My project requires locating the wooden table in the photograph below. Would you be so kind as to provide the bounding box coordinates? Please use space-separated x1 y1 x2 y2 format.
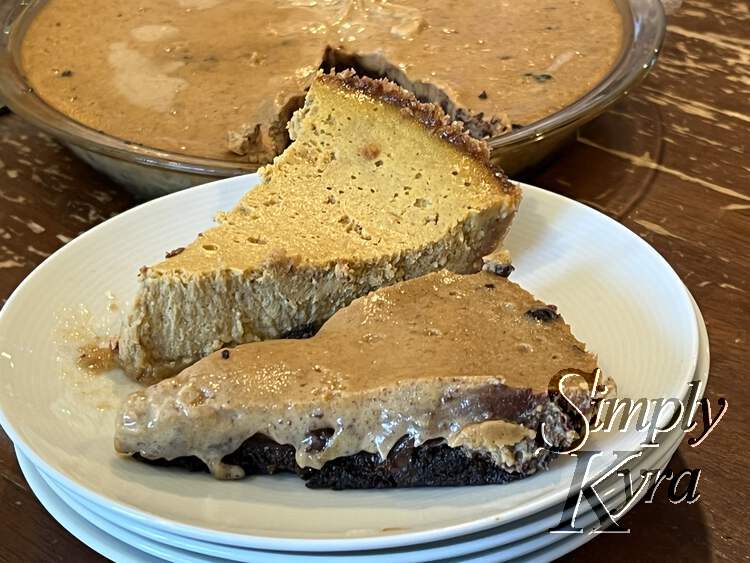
0 1 747 561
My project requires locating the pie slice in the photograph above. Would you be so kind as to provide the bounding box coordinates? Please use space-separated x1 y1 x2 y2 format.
118 71 521 383
115 270 605 489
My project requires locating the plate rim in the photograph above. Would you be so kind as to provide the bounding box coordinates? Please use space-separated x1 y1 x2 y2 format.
37 400 694 562
15 447 162 563
0 175 701 551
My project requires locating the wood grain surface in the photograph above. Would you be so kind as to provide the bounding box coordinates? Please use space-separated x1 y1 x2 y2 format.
0 1 748 561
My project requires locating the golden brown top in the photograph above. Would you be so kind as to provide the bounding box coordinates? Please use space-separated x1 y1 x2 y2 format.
21 0 623 160
115 271 597 474
150 72 519 276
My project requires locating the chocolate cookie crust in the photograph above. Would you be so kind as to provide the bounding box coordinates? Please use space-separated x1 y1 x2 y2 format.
137 435 549 489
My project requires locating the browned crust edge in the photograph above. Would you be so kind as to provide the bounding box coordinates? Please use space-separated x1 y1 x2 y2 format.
318 70 520 198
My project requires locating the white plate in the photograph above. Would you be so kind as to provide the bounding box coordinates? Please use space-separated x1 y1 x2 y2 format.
46 443 670 563
16 449 165 563
28 364 698 563
0 175 699 551
40 412 689 563
38 296 708 563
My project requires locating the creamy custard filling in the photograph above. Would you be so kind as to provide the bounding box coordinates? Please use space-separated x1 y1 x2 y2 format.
115 271 598 479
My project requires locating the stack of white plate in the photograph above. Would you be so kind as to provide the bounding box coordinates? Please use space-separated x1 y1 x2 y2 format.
0 177 708 562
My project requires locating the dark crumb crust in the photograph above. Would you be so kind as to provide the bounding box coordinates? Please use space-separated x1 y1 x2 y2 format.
133 385 593 489
318 70 520 199
137 434 552 490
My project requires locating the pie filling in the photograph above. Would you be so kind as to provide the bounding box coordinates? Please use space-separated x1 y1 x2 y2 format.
115 271 601 480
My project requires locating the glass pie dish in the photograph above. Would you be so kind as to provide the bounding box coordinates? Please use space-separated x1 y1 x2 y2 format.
0 0 665 200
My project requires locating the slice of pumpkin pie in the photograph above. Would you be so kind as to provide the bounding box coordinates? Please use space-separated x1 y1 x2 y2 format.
115 270 603 488
118 71 521 383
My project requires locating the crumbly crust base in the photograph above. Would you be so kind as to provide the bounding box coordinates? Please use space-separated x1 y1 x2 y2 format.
136 434 552 490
